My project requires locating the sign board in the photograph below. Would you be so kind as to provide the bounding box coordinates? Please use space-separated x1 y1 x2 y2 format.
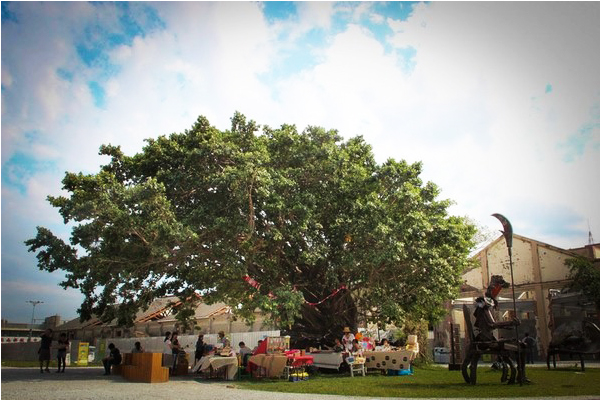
77 342 89 366
98 339 107 360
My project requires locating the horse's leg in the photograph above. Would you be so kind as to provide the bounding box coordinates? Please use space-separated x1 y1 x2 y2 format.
505 355 516 384
546 350 551 370
580 353 585 372
469 353 480 385
461 351 472 384
516 349 528 384
500 354 509 383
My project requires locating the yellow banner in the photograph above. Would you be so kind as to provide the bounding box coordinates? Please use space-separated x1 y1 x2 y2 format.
77 342 89 366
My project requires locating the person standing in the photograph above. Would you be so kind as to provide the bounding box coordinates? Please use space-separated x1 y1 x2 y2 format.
171 332 181 372
56 332 69 373
38 329 53 373
163 331 172 370
522 332 537 364
194 333 205 364
102 343 122 375
163 331 172 353
342 327 355 352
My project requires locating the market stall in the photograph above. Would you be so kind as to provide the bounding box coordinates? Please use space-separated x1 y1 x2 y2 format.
305 351 344 370
247 336 314 379
363 350 415 371
196 354 238 380
248 353 288 378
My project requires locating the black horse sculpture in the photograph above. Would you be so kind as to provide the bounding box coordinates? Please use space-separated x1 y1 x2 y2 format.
547 319 600 371
462 275 527 384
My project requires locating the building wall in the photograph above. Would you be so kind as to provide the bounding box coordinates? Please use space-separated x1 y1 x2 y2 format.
485 238 535 285
539 246 572 282
1 339 80 363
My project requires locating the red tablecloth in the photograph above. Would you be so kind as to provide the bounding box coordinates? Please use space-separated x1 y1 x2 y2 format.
287 354 314 367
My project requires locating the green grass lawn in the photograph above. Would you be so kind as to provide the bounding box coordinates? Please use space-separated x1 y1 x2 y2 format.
236 365 600 398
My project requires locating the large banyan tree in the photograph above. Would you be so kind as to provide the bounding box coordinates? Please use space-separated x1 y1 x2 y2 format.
26 112 476 343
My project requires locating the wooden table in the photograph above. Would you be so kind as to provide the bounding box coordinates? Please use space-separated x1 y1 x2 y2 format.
248 354 288 378
306 352 344 370
363 350 416 371
197 355 238 380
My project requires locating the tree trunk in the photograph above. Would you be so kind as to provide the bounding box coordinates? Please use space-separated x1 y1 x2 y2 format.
284 290 358 349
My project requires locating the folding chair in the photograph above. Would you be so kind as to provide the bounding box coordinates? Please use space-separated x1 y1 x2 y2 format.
347 356 365 377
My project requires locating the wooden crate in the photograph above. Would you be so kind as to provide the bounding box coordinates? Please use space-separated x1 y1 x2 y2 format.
121 353 169 383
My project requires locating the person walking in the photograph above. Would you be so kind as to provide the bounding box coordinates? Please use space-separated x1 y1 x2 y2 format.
56 332 69 373
38 329 52 373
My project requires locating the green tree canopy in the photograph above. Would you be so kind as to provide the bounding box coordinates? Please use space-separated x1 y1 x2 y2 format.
26 113 476 339
565 256 600 308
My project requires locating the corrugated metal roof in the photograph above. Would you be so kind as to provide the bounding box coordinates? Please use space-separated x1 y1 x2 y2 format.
56 297 232 329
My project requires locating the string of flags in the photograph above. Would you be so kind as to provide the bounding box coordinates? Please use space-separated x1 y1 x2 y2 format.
243 275 346 306
304 284 347 306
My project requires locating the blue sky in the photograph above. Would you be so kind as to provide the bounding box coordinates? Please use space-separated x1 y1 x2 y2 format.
2 2 599 323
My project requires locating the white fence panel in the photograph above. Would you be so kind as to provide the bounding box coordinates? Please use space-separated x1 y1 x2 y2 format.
103 330 280 356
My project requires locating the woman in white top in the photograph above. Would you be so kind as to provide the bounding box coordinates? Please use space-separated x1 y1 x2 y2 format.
163 331 172 353
342 327 355 352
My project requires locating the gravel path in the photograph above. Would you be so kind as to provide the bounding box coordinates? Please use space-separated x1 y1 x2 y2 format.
2 367 599 400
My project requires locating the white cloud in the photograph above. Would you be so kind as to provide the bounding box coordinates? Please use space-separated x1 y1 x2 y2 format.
369 13 385 25
2 1 599 322
297 2 335 31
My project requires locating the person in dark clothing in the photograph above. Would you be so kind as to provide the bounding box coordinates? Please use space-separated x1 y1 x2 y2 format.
194 333 205 364
131 341 144 353
39 329 53 373
102 343 122 375
171 332 181 372
56 332 69 373
521 332 537 364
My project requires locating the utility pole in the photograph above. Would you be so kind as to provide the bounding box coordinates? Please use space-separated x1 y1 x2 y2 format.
26 300 43 341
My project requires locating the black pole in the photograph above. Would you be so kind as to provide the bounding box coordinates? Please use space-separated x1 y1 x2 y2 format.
507 245 523 385
492 213 522 385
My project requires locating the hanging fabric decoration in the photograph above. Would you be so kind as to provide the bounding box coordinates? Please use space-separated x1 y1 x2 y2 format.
243 275 261 290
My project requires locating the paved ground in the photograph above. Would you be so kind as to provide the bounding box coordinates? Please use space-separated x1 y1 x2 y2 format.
2 366 600 400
